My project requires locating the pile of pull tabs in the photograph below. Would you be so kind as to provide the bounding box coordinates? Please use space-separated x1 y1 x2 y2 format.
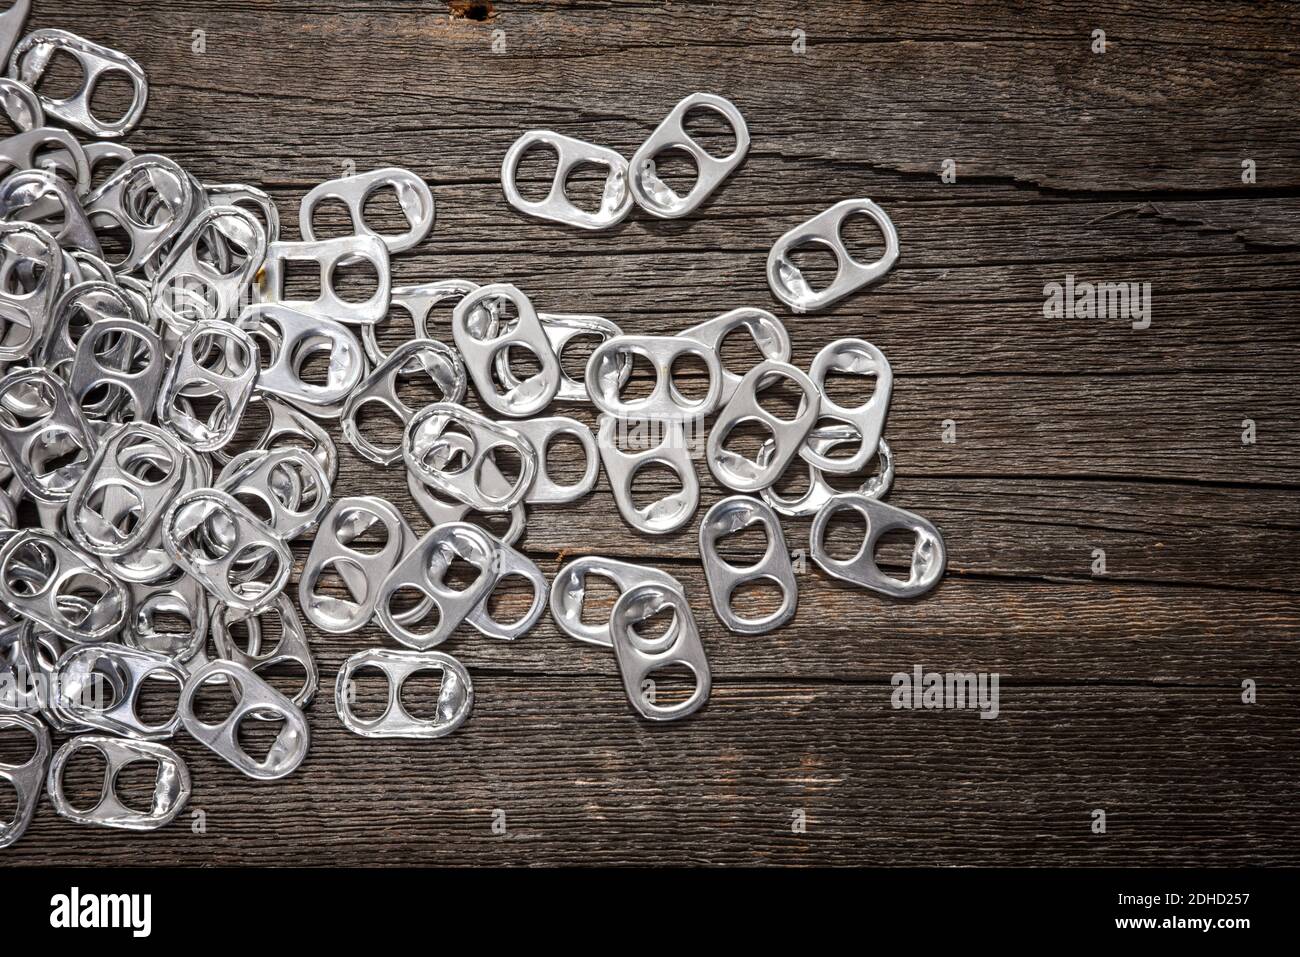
0 6 946 848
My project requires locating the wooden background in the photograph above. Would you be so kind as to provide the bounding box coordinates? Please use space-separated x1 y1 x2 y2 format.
4 0 1299 866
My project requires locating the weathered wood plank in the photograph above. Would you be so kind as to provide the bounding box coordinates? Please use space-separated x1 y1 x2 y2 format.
8 0 1292 869
6 682 1295 866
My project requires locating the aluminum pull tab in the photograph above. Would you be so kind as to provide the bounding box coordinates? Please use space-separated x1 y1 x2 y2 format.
698 496 798 634
767 199 900 313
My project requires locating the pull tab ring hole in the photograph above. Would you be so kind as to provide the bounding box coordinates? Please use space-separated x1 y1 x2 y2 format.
682 105 738 160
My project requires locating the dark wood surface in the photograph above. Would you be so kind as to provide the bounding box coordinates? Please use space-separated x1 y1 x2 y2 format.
4 0 1299 866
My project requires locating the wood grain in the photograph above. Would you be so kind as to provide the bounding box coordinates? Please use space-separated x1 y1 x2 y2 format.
3 0 1297 867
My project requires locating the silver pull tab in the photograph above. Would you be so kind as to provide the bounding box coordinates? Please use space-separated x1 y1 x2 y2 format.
810 493 946 598
161 488 292 617
300 167 434 254
628 93 749 219
47 736 190 831
211 593 318 714
260 235 391 326
452 283 562 417
760 431 893 517
510 415 599 505
501 130 632 230
680 307 790 405
374 521 498 650
549 555 684 648
237 303 365 416
335 648 473 739
341 338 466 465
51 642 186 739
597 413 699 535
706 359 820 492
0 529 126 642
179 659 310 780
0 219 61 362
767 199 900 313
610 581 711 721
801 338 892 474
403 401 538 512
586 333 723 420
151 205 267 336
9 28 148 137
698 496 797 634
0 710 48 848
299 496 419 635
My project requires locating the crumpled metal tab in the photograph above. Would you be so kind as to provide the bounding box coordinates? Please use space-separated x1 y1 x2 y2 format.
51 642 186 739
335 648 473 739
47 735 190 830
8 28 149 138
